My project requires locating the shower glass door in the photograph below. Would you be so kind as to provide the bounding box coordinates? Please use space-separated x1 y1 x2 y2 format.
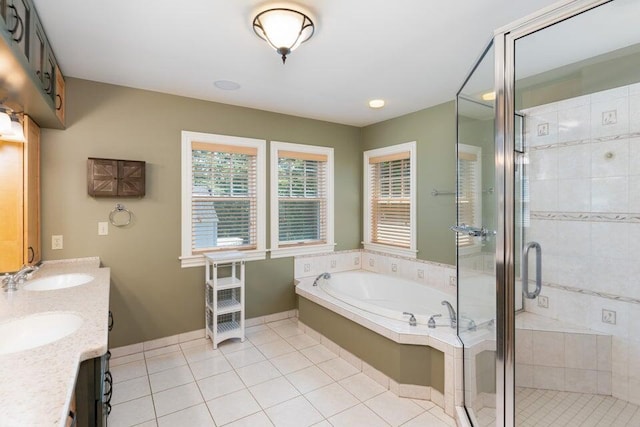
456 41 498 426
507 1 640 425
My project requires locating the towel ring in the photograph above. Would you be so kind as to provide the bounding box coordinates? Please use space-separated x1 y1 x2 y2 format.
109 204 132 227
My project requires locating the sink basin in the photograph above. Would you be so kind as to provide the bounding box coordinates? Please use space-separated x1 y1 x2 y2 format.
23 273 94 291
0 313 83 355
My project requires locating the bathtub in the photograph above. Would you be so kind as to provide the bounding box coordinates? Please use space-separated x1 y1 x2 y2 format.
316 270 455 326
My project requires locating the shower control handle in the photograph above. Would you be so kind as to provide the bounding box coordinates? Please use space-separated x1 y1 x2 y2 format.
522 241 542 299
403 312 417 327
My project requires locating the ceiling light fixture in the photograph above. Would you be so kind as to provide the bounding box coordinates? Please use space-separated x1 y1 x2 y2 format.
253 7 315 64
369 99 385 109
214 80 241 91
481 91 496 101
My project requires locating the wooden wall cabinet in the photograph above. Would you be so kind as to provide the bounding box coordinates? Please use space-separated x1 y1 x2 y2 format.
87 158 146 197
0 115 40 273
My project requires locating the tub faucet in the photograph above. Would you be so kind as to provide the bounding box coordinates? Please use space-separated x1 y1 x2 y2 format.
403 312 417 327
441 300 457 329
2 264 40 292
313 272 331 286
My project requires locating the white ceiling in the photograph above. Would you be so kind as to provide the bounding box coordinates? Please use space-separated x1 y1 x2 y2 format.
33 0 560 127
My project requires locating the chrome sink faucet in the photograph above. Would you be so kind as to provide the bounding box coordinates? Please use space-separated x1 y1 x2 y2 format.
2 264 40 292
441 300 457 329
312 272 331 286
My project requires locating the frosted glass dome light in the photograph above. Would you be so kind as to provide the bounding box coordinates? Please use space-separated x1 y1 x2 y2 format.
253 8 315 64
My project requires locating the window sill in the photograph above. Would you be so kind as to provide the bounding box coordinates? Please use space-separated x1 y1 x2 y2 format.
180 250 266 268
363 243 417 259
270 243 336 259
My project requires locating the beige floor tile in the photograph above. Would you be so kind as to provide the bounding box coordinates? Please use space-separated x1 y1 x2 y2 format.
270 351 314 375
328 403 389 427
144 345 181 359
247 329 281 346
403 410 451 426
225 411 275 427
265 395 324 427
148 365 194 393
152 382 204 417
145 351 187 375
286 366 334 394
156 403 215 427
218 338 255 354
111 376 151 405
304 382 359 418
272 323 304 339
300 345 338 364
108 396 156 427
197 370 245 401
225 347 267 369
285 333 319 350
236 360 282 387
207 389 261 425
111 359 148 384
364 391 424 426
317 357 360 381
257 339 297 359
339 373 387 401
179 337 210 350
249 377 301 409
110 352 144 368
182 343 220 364
189 355 232 380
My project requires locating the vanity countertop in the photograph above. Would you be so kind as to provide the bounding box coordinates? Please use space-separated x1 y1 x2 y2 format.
0 257 110 427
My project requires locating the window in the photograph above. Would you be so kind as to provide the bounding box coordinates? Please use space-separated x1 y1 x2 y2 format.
363 142 416 258
457 144 482 251
181 131 266 267
270 141 334 258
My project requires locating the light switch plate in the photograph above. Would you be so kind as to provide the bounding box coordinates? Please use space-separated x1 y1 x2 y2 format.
538 295 549 309
98 222 109 236
602 309 616 325
52 235 63 250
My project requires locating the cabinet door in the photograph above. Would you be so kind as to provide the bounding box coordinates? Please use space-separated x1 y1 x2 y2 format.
55 64 65 124
87 159 118 196
23 116 40 265
0 138 24 273
42 47 55 101
117 161 145 196
0 0 7 29
31 16 45 87
6 0 30 61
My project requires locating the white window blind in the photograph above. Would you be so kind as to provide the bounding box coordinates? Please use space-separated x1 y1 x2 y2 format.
369 152 411 248
457 146 481 248
191 142 257 253
277 150 328 246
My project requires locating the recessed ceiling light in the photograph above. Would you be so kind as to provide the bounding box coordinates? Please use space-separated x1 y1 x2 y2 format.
369 99 385 109
481 91 496 101
214 80 241 90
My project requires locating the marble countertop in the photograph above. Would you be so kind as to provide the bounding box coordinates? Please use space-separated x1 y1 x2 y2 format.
0 257 110 427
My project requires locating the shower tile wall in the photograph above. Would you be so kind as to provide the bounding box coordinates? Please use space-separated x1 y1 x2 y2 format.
522 82 640 405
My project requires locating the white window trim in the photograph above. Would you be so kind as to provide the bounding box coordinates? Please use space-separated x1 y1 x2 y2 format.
458 143 482 256
180 131 266 268
270 141 335 259
363 141 417 259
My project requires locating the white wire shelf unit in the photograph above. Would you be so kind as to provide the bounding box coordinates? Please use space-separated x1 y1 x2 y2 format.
204 251 246 349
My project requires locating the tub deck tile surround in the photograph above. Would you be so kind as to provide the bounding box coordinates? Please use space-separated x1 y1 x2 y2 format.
0 258 110 426
108 316 456 427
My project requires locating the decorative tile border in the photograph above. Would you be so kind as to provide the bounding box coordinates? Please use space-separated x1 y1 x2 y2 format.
529 131 640 151
531 211 640 224
542 281 640 306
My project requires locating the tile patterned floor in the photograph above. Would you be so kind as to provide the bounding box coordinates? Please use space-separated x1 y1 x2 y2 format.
109 318 456 427
475 387 640 427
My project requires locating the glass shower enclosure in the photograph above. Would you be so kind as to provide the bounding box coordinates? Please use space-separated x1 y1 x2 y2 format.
456 0 640 425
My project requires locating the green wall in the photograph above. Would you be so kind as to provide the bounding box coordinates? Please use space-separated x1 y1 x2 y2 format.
41 78 362 347
360 102 457 265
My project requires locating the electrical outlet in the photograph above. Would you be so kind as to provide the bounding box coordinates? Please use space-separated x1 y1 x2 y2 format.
449 276 457 287
369 258 375 267
602 309 617 325
602 110 617 125
391 263 398 272
354 257 360 266
538 295 549 309
51 235 63 250
98 222 109 236
537 123 549 136
330 259 337 268
417 269 424 279
303 263 311 273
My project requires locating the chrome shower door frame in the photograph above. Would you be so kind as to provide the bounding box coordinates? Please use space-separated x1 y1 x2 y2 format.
493 1 611 426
